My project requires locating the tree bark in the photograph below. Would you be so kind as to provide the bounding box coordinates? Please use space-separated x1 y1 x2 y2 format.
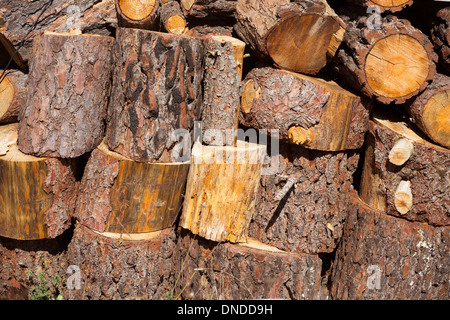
105 28 205 163
0 70 27 125
115 0 159 29
234 0 346 74
348 0 413 13
359 108 450 226
403 73 450 148
17 31 115 158
239 67 369 151
201 35 245 145
334 16 437 104
180 0 237 19
75 141 190 234
65 224 177 300
330 191 450 300
174 229 323 300
0 123 79 240
248 139 360 254
180 141 266 243
431 7 450 74
160 0 187 34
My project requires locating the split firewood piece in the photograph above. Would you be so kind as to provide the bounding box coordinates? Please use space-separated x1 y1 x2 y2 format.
348 0 413 13
403 74 450 148
66 224 177 300
17 31 114 158
75 141 190 234
234 0 346 74
105 28 205 163
359 107 450 226
179 141 266 243
160 0 187 34
248 139 360 254
331 191 450 300
180 0 237 19
0 123 78 240
334 16 436 105
202 35 245 146
239 67 369 151
0 70 27 125
115 0 159 29
174 229 323 300
431 7 450 74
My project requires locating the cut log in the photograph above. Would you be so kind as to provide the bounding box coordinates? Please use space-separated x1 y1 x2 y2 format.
431 7 450 74
388 138 414 166
0 70 27 125
160 1 187 34
173 229 323 300
330 191 450 300
248 139 360 254
239 67 369 151
0 123 78 240
359 107 450 226
334 16 437 104
234 0 346 74
65 224 177 300
180 0 237 19
348 0 413 13
179 141 266 243
75 141 190 234
105 28 205 163
0 0 117 63
202 35 245 145
403 73 450 148
17 31 114 158
115 0 159 29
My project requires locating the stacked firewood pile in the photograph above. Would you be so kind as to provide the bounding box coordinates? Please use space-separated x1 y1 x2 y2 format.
0 0 448 300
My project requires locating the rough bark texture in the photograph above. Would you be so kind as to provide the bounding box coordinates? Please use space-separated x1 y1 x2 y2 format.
431 7 450 74
348 0 414 13
234 0 345 74
202 36 244 145
0 0 117 63
17 31 115 158
65 224 177 300
248 139 360 254
403 73 450 148
331 192 450 300
105 28 205 163
174 229 323 300
334 16 437 104
240 67 369 151
180 0 237 19
0 70 27 125
359 110 450 226
75 142 190 234
115 0 159 30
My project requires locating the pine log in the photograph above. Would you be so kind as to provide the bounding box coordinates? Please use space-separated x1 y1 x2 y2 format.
0 0 117 63
202 35 245 145
334 16 437 104
234 0 346 74
75 141 190 234
0 123 78 240
183 25 234 38
330 191 450 300
359 108 450 226
431 7 450 74
174 229 323 300
248 139 360 254
105 28 205 163
17 31 114 158
65 224 177 300
348 0 413 13
239 67 369 151
179 141 266 243
0 70 27 125
115 0 159 29
403 74 450 148
160 1 187 34
180 0 237 19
